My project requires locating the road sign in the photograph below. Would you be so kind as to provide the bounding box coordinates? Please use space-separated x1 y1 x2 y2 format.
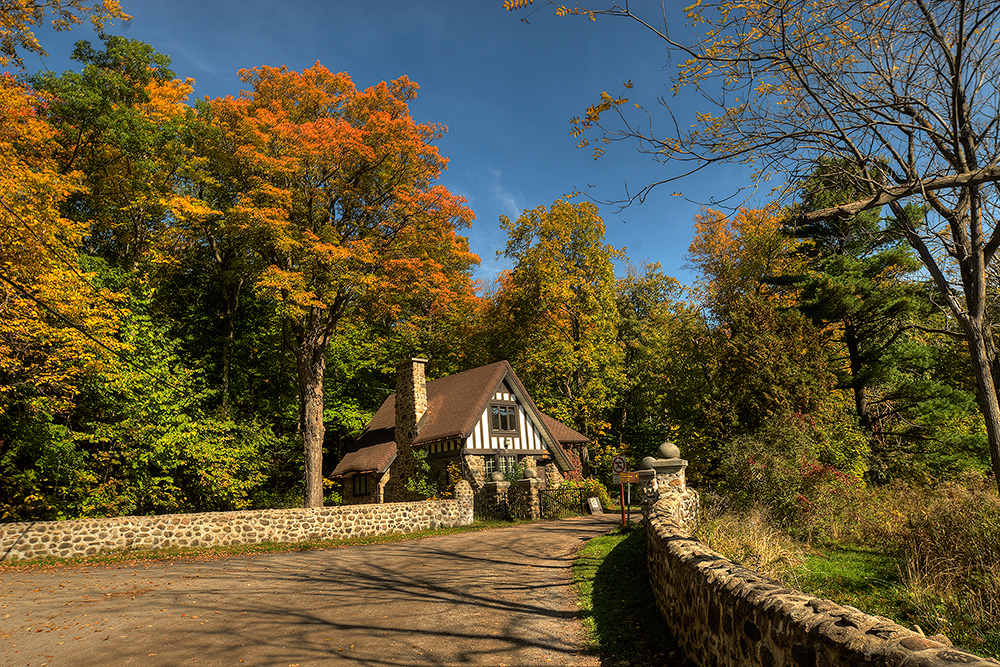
618 471 645 484
611 455 627 474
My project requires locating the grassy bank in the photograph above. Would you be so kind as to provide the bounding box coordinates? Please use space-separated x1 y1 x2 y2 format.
697 495 1000 661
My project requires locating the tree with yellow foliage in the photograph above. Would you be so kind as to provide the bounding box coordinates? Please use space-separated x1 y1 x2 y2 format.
687 207 803 319
488 199 624 449
0 0 129 68
510 0 1000 492
0 73 112 416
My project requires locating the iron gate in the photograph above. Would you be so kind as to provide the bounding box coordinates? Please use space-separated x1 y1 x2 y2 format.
538 488 587 519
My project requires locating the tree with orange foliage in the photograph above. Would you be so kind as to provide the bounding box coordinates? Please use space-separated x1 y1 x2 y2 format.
207 64 477 507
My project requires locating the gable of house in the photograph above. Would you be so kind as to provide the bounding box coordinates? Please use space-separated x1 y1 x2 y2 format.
463 374 564 464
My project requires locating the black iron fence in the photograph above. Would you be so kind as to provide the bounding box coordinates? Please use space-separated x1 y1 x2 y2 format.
539 487 588 519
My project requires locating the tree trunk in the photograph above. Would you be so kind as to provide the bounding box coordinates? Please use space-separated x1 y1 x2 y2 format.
295 320 328 508
220 278 242 410
965 326 1000 494
843 319 871 430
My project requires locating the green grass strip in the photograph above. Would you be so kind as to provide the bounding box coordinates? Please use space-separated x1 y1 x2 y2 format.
791 546 908 620
573 523 691 667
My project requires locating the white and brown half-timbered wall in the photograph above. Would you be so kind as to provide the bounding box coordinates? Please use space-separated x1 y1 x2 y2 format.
463 379 551 456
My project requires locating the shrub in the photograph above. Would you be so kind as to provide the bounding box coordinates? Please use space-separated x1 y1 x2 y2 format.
720 411 874 543
404 448 437 499
561 477 614 509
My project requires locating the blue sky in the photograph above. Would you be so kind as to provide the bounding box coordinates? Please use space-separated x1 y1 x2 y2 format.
30 1 764 286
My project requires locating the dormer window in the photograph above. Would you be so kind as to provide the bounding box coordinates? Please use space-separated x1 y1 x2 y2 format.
490 403 520 435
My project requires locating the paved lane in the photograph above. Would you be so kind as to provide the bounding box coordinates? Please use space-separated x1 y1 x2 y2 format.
1 516 617 666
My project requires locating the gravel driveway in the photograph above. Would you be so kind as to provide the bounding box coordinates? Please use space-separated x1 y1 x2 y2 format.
1 515 618 666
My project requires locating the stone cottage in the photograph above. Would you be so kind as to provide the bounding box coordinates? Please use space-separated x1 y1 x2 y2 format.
332 358 586 505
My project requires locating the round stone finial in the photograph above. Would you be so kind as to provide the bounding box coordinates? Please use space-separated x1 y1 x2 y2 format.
523 467 538 479
489 471 506 482
640 456 656 470
658 440 681 459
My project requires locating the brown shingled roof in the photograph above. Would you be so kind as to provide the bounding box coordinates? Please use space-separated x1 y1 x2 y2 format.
335 360 578 475
538 412 590 444
331 440 396 477
351 361 524 445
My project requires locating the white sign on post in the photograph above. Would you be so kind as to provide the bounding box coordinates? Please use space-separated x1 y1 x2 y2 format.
612 455 626 485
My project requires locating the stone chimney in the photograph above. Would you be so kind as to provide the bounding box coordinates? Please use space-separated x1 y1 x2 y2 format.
395 357 428 450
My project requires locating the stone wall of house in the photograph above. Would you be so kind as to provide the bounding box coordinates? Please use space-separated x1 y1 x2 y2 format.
0 481 474 563
642 452 998 667
340 469 391 506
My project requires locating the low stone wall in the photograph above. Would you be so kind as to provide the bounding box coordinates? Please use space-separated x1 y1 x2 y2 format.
645 492 999 667
1 481 474 563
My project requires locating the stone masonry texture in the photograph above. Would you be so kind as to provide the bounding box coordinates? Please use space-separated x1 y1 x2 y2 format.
0 481 473 562
387 357 428 502
644 491 1000 667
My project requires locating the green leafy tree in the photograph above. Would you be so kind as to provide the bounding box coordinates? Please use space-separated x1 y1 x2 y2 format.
31 35 197 270
0 270 272 520
488 199 624 448
612 262 685 459
784 162 927 431
669 207 846 487
781 163 984 479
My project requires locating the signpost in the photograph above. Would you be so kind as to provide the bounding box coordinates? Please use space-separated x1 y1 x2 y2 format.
611 456 627 527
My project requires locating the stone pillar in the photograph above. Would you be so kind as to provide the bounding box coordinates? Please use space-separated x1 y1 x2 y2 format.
481 472 511 520
454 480 474 525
640 440 699 534
543 462 564 489
513 468 542 520
463 453 486 490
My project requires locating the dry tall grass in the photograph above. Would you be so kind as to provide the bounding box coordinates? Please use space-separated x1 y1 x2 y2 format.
695 494 805 579
896 472 1000 644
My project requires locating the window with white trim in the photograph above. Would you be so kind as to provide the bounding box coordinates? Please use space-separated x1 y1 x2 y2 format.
498 454 517 475
489 403 520 435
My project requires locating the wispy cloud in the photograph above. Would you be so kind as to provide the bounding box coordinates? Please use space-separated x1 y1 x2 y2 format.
490 168 522 220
